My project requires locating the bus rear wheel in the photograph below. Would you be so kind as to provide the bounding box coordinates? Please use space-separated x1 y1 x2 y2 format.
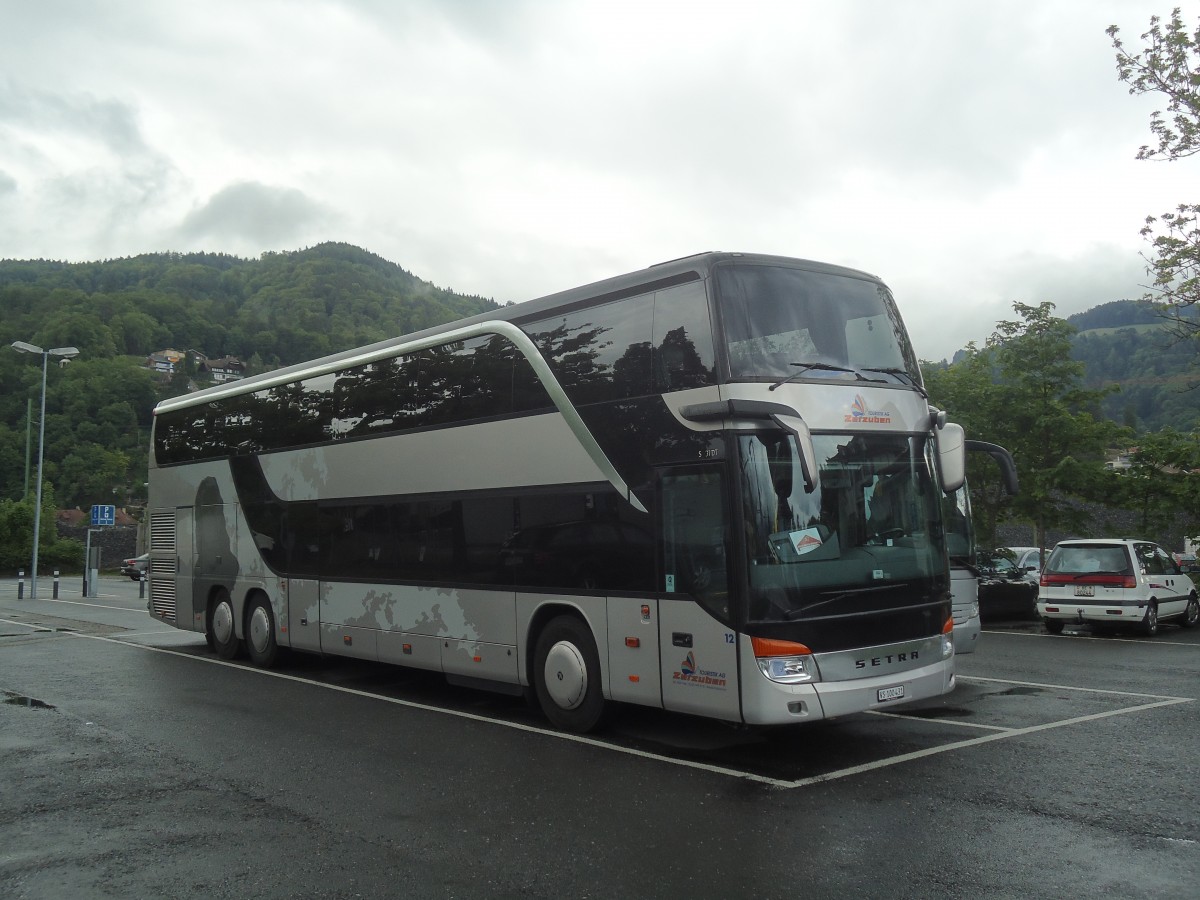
533 616 607 733
209 590 242 660
245 592 279 668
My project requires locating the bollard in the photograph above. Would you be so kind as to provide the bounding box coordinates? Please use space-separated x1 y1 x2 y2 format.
53 570 60 599
139 570 147 600
18 569 24 600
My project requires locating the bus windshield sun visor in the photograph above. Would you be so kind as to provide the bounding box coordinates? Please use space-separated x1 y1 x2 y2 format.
680 399 816 492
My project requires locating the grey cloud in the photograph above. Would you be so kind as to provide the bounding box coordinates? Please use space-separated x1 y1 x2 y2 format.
0 76 150 158
176 182 330 247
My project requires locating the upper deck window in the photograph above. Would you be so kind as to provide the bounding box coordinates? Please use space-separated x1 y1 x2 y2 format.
715 264 919 384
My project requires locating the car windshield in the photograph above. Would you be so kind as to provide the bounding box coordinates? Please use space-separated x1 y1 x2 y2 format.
1045 545 1133 575
715 263 920 384
738 431 946 624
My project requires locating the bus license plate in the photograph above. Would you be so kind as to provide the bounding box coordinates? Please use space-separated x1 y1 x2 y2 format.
878 685 905 702
1074 585 1095 597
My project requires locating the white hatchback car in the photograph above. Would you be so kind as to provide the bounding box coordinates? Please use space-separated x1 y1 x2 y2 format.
1038 539 1199 636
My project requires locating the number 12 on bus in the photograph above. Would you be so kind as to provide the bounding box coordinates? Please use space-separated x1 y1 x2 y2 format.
147 252 966 733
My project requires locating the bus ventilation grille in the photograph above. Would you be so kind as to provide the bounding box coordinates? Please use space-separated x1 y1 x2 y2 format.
149 581 177 622
149 513 176 552
148 512 177 621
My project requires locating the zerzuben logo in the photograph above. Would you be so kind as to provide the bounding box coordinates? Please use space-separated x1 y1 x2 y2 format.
845 394 892 424
672 651 727 690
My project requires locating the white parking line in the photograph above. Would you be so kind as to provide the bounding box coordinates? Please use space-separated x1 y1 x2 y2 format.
34 597 146 614
0 617 51 631
866 710 1012 731
981 628 1200 648
959 674 1192 702
39 630 1198 792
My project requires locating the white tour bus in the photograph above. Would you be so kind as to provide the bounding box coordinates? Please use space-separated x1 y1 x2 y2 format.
944 441 1018 654
146 252 966 732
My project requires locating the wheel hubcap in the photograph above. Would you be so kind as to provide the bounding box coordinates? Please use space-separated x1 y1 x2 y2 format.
544 641 587 710
212 601 234 645
249 605 272 654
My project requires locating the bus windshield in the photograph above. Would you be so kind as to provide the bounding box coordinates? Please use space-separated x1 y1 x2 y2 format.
739 432 945 624
716 263 920 383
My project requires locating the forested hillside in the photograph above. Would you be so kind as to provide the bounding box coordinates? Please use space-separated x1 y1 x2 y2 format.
1066 303 1200 431
0 243 500 509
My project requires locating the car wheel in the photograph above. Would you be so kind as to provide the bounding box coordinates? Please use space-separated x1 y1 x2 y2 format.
1180 594 1199 629
209 589 242 660
244 592 279 668
533 615 606 733
1142 601 1159 637
1044 618 1065 635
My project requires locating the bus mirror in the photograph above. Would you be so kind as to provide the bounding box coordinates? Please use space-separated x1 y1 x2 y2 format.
769 413 818 493
938 422 966 494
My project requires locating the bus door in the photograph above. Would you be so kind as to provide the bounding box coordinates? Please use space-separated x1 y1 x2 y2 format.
658 467 741 721
174 507 196 628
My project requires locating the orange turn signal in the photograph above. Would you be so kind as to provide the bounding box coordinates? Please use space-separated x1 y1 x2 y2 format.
751 636 812 658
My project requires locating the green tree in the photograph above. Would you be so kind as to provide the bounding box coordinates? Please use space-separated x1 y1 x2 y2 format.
1109 8 1200 352
988 303 1122 550
925 304 1124 552
1115 427 1200 540
922 344 1016 547
0 484 84 573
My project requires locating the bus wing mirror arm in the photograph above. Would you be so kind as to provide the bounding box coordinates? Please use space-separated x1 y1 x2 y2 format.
769 413 818 493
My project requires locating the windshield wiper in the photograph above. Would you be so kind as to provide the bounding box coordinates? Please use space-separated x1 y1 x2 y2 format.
1071 570 1126 580
769 362 884 392
785 583 906 619
862 367 928 397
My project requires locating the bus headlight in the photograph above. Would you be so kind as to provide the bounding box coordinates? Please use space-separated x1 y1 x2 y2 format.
751 637 819 684
941 617 955 659
757 655 816 683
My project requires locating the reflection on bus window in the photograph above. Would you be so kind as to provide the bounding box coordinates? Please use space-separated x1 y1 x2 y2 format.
738 432 944 624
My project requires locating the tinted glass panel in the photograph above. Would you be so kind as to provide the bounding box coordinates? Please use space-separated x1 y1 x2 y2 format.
652 281 717 391
739 431 945 625
716 264 920 384
155 335 539 464
525 294 654 405
662 469 730 622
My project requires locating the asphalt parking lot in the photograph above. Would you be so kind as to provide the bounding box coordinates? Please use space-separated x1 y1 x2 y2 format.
2 576 1197 898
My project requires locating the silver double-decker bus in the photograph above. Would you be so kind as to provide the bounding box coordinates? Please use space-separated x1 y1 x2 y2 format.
147 251 966 732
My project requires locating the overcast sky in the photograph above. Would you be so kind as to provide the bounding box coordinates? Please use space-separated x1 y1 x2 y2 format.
0 0 1189 360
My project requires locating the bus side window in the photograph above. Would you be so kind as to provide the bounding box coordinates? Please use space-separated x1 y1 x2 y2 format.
661 469 729 622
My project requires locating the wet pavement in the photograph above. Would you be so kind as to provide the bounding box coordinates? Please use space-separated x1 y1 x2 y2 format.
2 577 1197 898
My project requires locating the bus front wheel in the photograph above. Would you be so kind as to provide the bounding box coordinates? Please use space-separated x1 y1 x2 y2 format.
209 590 242 660
533 616 607 733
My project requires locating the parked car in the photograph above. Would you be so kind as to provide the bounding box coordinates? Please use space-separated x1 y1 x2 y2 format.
1037 539 1200 636
977 550 1039 620
1003 547 1041 595
120 553 149 581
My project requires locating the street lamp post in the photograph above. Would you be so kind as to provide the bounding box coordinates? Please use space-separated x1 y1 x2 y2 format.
11 341 79 599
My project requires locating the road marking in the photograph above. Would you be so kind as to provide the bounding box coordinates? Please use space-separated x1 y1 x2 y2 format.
866 710 1012 731
981 628 1200 648
958 674 1192 702
37 630 1199 792
780 697 1193 790
33 597 145 614
0 617 51 631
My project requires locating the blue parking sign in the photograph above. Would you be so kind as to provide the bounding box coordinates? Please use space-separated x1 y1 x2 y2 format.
91 504 116 526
